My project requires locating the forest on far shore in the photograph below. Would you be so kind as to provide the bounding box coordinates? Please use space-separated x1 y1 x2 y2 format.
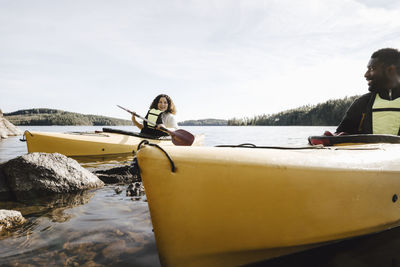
227 96 358 126
4 108 132 126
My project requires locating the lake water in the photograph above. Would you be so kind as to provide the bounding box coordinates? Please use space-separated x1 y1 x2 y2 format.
1 125 399 267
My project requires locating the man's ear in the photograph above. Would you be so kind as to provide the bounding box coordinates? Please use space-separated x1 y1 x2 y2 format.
386 64 397 76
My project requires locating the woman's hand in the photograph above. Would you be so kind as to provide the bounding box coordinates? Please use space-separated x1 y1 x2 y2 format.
156 124 166 130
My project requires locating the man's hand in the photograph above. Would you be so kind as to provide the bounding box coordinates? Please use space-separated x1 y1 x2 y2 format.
323 131 348 136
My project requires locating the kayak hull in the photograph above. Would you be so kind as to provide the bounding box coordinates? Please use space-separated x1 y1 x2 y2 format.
137 144 400 266
24 130 204 156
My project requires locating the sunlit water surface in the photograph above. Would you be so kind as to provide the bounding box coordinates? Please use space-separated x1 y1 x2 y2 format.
2 126 399 267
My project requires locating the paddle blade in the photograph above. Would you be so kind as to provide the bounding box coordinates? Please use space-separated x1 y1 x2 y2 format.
170 129 195 146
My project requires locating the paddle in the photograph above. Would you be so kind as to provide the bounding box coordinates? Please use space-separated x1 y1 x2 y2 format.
117 105 195 146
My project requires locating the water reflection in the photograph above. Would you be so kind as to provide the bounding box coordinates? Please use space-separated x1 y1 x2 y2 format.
0 186 160 267
71 153 134 169
1 190 95 225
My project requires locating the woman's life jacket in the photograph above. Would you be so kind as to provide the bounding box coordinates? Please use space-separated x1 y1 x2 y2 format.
140 108 169 137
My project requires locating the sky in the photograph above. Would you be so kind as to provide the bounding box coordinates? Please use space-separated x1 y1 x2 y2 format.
1 0 400 122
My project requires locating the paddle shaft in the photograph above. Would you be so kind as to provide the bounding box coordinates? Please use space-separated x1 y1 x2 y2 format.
117 105 170 133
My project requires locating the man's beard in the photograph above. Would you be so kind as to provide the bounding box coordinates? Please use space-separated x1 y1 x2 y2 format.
368 85 379 93
368 77 387 93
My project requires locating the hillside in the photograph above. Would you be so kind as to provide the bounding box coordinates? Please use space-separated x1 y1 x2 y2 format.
179 118 227 126
4 108 132 126
228 96 358 126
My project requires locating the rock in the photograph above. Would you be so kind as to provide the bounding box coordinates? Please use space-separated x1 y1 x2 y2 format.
114 187 122 194
93 165 139 184
0 168 13 201
0 209 26 232
126 182 145 197
0 110 22 139
0 153 104 201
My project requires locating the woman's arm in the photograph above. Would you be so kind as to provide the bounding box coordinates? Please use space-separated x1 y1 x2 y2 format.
132 115 144 130
161 113 179 130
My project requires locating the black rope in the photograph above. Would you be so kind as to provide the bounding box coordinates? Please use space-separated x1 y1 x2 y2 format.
237 143 257 147
137 139 150 150
20 130 33 142
214 143 381 151
215 143 323 150
137 140 176 172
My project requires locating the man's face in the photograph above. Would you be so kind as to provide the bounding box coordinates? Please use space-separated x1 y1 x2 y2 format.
364 58 389 92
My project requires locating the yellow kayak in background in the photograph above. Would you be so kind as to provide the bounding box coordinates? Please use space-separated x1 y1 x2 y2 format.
24 128 204 156
137 143 400 267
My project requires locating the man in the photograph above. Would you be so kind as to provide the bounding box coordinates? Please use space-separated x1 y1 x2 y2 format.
334 48 400 135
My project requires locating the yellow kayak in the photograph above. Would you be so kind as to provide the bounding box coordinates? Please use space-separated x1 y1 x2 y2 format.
137 143 400 267
24 128 204 156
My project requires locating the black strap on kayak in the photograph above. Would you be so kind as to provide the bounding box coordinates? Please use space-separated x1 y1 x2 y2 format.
215 143 381 151
215 143 323 150
20 130 33 142
137 140 176 172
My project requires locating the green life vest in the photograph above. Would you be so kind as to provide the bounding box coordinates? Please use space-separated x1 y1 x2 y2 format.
140 108 168 137
372 94 400 135
145 108 163 129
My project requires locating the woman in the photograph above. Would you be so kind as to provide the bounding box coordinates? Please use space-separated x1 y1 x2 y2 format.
132 94 179 137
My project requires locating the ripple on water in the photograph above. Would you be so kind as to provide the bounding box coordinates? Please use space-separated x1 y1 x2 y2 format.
0 186 160 267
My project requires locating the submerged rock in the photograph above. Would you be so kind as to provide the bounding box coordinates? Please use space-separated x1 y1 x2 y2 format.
114 187 123 194
0 209 26 233
93 165 139 184
0 153 104 201
126 182 145 197
0 109 22 139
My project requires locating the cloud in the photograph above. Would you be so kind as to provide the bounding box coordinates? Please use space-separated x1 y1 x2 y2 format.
1 0 400 121
356 0 400 9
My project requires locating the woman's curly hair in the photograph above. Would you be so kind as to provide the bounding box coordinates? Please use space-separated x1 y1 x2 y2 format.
149 94 177 114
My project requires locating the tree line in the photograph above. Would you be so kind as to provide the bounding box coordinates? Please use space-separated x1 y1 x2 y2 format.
179 118 228 126
4 108 132 126
227 96 358 126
